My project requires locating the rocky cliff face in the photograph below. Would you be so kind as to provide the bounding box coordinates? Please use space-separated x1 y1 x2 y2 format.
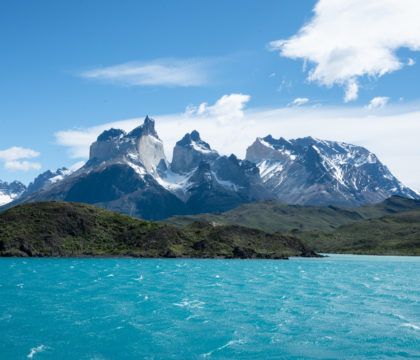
171 130 219 174
246 135 418 206
89 116 167 176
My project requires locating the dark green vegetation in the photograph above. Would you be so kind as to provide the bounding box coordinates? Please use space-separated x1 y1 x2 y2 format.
167 196 420 255
0 202 317 258
1 196 418 257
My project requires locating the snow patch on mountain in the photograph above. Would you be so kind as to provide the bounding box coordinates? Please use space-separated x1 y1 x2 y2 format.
0 180 26 206
212 171 241 191
0 194 13 206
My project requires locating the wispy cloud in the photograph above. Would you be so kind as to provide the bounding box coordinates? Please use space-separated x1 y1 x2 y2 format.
79 58 213 87
0 146 41 172
269 0 420 101
4 161 41 171
289 97 309 107
55 98 420 192
367 96 390 110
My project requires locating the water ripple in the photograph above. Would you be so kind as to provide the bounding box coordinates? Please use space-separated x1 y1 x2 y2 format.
0 255 418 359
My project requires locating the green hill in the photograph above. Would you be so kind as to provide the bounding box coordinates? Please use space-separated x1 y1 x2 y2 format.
166 196 420 233
166 202 363 233
300 210 420 256
0 202 317 259
166 196 420 255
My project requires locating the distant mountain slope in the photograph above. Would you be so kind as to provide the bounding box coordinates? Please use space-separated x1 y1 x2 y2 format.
246 136 418 206
25 167 73 195
167 202 364 233
0 202 317 258
300 210 420 256
166 196 420 234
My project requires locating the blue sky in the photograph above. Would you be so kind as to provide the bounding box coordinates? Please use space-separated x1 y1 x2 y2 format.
1 0 420 190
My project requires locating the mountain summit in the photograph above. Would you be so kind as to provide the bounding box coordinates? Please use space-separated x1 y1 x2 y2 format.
171 130 218 173
246 135 417 206
3 117 418 219
90 116 167 175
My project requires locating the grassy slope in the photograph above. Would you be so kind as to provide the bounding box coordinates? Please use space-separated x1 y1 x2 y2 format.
300 210 420 255
166 196 420 233
166 196 420 255
0 202 316 258
167 202 365 233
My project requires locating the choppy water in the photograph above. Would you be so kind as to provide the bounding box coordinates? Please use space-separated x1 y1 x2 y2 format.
0 255 419 359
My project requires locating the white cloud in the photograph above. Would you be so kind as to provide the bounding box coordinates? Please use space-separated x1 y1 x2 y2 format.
407 58 416 66
367 96 390 109
55 99 420 192
269 0 420 101
290 97 309 106
0 147 39 161
185 93 251 124
4 161 41 171
80 58 212 87
344 79 359 103
0 146 41 172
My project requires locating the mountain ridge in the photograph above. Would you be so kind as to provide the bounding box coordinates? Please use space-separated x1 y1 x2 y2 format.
246 135 417 206
2 116 418 219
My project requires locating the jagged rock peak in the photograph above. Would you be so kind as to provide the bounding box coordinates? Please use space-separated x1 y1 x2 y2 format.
97 128 126 142
26 167 71 195
177 130 212 149
0 180 26 193
89 115 167 174
0 180 26 206
259 135 292 149
128 115 159 139
171 131 218 174
190 130 200 141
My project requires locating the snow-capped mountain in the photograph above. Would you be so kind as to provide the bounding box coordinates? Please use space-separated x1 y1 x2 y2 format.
16 116 185 219
246 135 418 206
0 180 26 206
26 167 73 195
161 131 265 211
6 117 265 219
89 116 168 176
3 116 418 218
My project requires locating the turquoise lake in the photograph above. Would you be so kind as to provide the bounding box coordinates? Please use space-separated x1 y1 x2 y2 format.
0 255 419 359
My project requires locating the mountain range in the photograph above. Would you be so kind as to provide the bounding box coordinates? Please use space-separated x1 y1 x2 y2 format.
1 116 418 219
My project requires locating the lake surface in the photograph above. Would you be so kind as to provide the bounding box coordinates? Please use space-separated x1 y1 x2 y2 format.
0 255 419 359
